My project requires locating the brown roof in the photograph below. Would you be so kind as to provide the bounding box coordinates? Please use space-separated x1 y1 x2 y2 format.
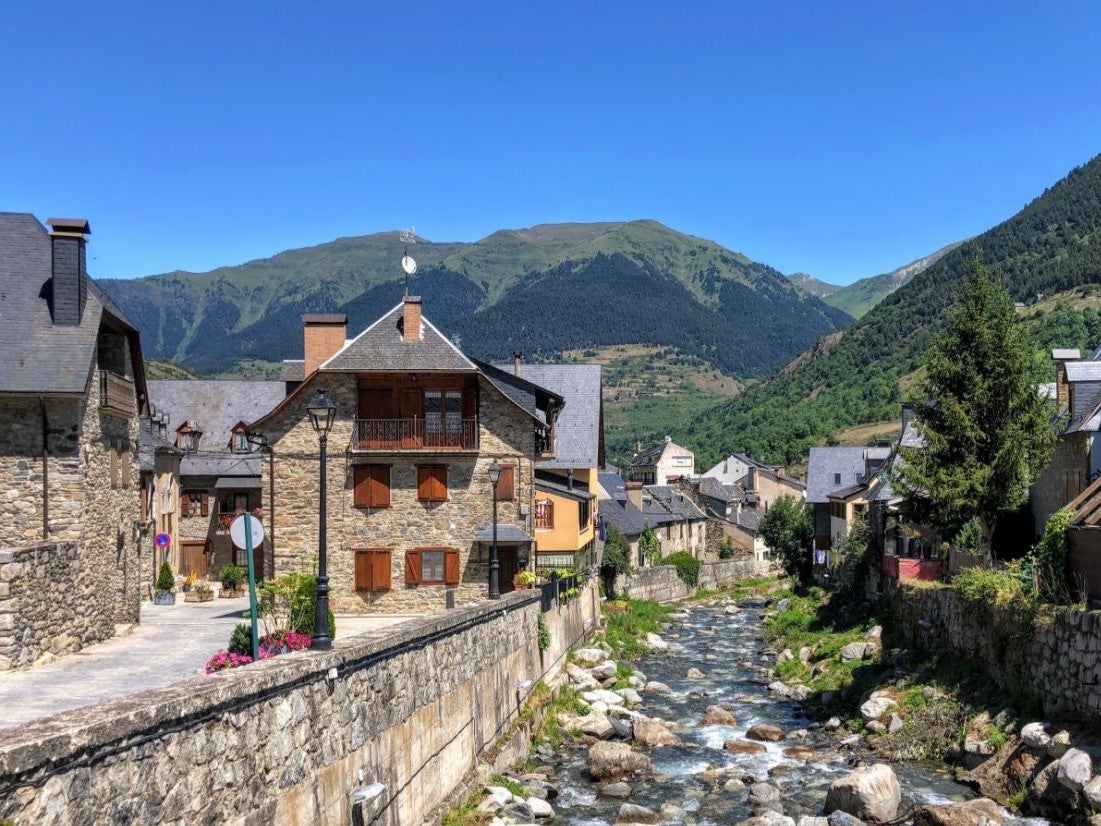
1068 476 1101 526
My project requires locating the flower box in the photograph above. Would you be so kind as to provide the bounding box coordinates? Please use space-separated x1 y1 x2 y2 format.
184 590 214 603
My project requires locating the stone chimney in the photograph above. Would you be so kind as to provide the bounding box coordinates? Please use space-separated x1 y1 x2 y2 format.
1053 349 1082 411
513 351 522 375
746 466 757 492
625 481 644 511
302 314 347 376
401 296 422 343
47 218 90 326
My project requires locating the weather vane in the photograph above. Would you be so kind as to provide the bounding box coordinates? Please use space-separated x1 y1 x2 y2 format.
400 226 417 296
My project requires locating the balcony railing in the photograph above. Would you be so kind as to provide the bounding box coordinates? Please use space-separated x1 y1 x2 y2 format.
353 418 478 451
100 370 136 417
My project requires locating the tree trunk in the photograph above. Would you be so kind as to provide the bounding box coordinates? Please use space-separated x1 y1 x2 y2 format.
980 516 995 567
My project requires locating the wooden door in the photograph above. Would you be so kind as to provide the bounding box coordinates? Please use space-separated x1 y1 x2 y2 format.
497 547 519 594
358 389 391 448
399 388 423 448
180 539 210 578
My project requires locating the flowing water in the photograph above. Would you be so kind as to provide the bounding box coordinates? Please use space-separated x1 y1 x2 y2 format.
549 600 1047 824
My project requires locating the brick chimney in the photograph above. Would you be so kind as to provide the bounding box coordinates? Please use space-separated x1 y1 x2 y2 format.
1053 349 1082 411
47 218 90 326
302 314 347 376
401 296 422 343
625 481 644 511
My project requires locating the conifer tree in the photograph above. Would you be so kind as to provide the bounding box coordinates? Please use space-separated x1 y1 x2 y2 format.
894 255 1054 563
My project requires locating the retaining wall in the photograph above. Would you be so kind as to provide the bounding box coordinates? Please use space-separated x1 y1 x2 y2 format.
888 581 1101 721
0 580 599 825
615 558 774 603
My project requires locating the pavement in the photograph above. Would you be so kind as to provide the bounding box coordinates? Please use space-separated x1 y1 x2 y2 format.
0 597 419 730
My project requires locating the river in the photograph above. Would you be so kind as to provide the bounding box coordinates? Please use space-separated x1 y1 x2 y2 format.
545 598 1046 824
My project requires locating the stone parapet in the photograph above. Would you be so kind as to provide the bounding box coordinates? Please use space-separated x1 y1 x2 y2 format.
615 559 774 602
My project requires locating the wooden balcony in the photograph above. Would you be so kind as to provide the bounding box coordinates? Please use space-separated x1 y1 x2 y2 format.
100 370 136 418
353 418 478 451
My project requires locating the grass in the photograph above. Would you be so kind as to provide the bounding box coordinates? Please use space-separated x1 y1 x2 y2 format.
689 575 786 603
441 791 483 826
597 598 675 661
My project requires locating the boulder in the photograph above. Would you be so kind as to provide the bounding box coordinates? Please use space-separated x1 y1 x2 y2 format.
1020 722 1050 749
643 633 669 652
769 681 794 699
859 696 897 722
614 802 661 824
887 714 904 734
565 662 591 683
1046 729 1071 758
1030 759 1076 810
574 647 607 666
724 739 767 755
744 812 796 825
827 812 867 826
587 741 652 780
686 667 705 679
643 680 672 694
1084 775 1101 812
840 642 872 662
823 764 901 823
616 688 643 706
526 797 555 819
799 646 813 662
608 716 633 740
701 705 737 726
591 660 618 680
963 738 994 756
1057 748 1092 792
865 625 882 643
777 648 795 663
725 604 741 615
503 799 534 821
749 782 783 810
583 689 626 707
632 715 682 747
911 798 1004 826
600 781 633 799
574 710 615 739
747 723 785 742
784 746 817 761
483 785 514 808
798 819 830 826
824 717 842 732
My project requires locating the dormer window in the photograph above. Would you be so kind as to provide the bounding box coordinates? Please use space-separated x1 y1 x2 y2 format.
230 423 250 453
176 422 202 452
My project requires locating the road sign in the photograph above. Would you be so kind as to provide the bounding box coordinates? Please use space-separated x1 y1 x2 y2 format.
154 532 171 548
229 514 265 549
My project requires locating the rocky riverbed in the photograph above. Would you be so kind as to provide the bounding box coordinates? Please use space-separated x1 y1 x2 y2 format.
473 596 1055 825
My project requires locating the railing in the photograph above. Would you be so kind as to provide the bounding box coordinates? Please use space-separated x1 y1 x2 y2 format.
100 370 136 417
539 571 583 612
353 418 478 451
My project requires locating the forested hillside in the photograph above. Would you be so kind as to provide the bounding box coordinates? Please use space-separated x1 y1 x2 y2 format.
686 154 1101 468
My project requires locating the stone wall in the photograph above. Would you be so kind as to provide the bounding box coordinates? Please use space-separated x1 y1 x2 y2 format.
0 541 118 669
1031 432 1088 535
0 582 598 826
260 373 538 614
615 558 774 602
887 581 1101 721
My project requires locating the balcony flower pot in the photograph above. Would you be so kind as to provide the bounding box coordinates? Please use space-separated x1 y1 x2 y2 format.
153 590 176 606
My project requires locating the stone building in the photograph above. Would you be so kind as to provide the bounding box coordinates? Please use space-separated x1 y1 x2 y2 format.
137 413 182 589
248 298 562 614
0 214 147 666
597 472 707 565
146 379 287 578
628 435 695 485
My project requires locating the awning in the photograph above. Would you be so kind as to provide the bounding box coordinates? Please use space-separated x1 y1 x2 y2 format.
214 477 263 490
474 524 534 543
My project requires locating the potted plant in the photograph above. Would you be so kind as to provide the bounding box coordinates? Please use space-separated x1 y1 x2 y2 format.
185 579 214 603
218 564 247 597
513 570 537 590
154 561 176 605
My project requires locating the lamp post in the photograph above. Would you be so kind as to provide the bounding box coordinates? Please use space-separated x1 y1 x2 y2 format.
487 462 502 600
306 389 337 650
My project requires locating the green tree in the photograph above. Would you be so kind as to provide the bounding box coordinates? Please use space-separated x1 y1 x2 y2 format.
601 525 631 575
639 525 661 566
757 495 813 584
893 256 1055 563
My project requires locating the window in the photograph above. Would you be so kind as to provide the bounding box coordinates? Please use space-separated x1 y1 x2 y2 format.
404 548 460 586
182 490 209 518
534 498 553 529
417 465 448 502
495 464 516 501
424 390 462 436
578 498 591 530
354 465 391 508
833 472 842 486
354 549 392 593
176 424 201 452
230 427 249 453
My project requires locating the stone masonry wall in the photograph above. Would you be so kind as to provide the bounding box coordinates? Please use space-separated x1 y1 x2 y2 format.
888 581 1101 721
0 584 597 826
616 558 775 603
261 374 537 614
1031 431 1088 535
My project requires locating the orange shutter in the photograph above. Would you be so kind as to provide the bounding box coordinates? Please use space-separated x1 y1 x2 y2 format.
355 550 370 591
405 550 421 585
201 491 209 517
373 550 392 592
418 466 446 502
444 548 460 585
497 465 516 501
417 467 431 501
372 466 390 508
354 467 369 508
181 491 190 515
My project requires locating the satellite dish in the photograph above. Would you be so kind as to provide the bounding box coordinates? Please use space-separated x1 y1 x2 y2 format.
401 254 418 275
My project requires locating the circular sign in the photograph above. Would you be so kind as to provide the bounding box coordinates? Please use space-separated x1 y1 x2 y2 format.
401 254 417 275
230 514 265 549
154 532 171 548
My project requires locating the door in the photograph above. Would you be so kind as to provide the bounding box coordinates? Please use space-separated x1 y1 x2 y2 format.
399 388 424 448
180 539 210 578
497 546 520 594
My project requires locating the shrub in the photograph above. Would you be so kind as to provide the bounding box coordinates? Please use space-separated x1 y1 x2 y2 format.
663 552 700 588
717 537 735 560
205 650 253 674
155 561 175 593
601 525 631 575
1028 508 1072 604
640 527 661 566
258 572 336 640
228 623 253 656
953 564 1034 614
218 564 247 590
537 615 550 652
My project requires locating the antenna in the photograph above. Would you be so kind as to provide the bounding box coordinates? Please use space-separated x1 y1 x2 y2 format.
399 226 418 296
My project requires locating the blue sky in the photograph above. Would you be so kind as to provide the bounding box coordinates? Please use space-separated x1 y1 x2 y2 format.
2 2 1099 285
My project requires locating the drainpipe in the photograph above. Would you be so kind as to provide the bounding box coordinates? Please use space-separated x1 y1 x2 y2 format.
39 396 49 539
267 444 275 578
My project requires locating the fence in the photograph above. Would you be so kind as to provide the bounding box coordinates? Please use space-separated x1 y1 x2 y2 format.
539 571 583 612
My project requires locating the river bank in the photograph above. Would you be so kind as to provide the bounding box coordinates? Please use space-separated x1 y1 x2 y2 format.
449 578 1053 825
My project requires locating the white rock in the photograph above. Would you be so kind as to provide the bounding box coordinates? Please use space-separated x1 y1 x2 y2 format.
824 716 842 731
583 689 625 707
840 642 872 662
527 796 555 819
1047 729 1071 758
484 786 514 807
887 714 904 734
616 688 643 706
725 604 741 615
686 667 705 679
574 647 607 666
644 680 672 694
859 696 897 721
777 648 795 663
799 646 813 662
824 763 901 822
865 625 882 642
591 661 618 680
1057 748 1092 792
1020 721 1051 749
643 633 669 652
1083 775 1101 812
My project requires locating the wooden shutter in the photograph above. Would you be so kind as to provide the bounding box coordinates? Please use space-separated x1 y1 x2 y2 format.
373 550 392 592
355 550 370 591
418 466 446 502
405 550 421 585
497 464 516 501
181 491 190 515
354 466 390 508
444 548 460 585
201 491 209 517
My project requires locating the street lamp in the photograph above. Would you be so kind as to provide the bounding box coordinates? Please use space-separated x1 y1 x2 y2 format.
307 389 337 650
487 462 502 600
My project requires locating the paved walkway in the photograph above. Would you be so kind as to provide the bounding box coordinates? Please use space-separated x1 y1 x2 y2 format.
0 598 418 730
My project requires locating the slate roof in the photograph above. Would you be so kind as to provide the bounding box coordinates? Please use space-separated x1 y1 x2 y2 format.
474 360 563 425
0 212 140 395
1053 348 1082 360
473 524 534 543
279 360 305 382
631 436 690 467
1065 362 1101 382
698 475 744 504
138 419 181 473
598 471 627 502
534 472 594 502
806 446 890 503
497 363 602 470
323 302 477 373
646 485 706 521
147 380 286 478
733 508 762 531
597 498 648 537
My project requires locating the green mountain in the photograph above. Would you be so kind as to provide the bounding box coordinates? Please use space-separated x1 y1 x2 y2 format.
824 242 965 319
685 154 1101 469
100 220 852 380
788 273 842 299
